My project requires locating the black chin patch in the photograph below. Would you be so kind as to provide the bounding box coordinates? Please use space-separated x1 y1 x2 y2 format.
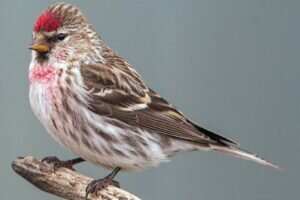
35 52 49 62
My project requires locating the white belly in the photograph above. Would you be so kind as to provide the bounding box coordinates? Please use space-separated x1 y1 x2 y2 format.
29 65 194 171
29 80 170 171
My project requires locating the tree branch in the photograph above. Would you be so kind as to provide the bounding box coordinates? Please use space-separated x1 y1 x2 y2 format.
11 156 141 200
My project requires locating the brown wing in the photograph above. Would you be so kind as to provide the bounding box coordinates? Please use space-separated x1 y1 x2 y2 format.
148 89 238 145
81 63 237 145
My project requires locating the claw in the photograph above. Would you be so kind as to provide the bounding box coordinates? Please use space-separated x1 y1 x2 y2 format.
85 167 121 199
40 156 84 172
85 178 120 199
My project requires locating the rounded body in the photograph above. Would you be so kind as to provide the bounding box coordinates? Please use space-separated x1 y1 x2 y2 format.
29 61 197 171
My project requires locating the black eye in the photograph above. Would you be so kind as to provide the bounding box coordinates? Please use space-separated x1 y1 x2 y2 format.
57 33 67 41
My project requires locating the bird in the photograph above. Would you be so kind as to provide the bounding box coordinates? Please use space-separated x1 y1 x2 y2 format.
28 2 281 198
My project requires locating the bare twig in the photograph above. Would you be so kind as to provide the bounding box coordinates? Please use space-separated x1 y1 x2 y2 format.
11 156 141 200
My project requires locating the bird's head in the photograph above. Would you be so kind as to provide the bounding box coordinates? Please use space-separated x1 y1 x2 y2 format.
30 2 102 66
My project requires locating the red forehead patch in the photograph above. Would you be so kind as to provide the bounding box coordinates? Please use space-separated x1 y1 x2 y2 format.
34 11 62 32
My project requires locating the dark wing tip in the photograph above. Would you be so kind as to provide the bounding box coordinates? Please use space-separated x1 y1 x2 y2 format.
188 119 239 145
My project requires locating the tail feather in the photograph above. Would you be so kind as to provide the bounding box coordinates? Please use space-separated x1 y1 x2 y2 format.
210 145 283 171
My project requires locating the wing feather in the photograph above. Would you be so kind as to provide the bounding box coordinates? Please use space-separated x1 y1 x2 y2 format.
81 63 236 145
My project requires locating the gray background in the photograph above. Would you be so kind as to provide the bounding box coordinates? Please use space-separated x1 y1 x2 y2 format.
0 0 299 199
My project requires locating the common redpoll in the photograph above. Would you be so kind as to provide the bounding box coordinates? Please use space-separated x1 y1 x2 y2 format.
28 2 281 198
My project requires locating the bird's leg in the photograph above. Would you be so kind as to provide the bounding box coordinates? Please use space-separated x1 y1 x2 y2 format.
41 156 85 171
85 167 121 199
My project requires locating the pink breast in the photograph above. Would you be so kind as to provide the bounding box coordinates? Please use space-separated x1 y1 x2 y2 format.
29 64 58 85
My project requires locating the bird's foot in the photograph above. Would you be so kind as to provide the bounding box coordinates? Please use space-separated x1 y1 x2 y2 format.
41 156 84 172
85 167 121 199
85 175 120 199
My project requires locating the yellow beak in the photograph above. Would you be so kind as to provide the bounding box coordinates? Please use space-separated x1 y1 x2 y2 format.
29 43 50 53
